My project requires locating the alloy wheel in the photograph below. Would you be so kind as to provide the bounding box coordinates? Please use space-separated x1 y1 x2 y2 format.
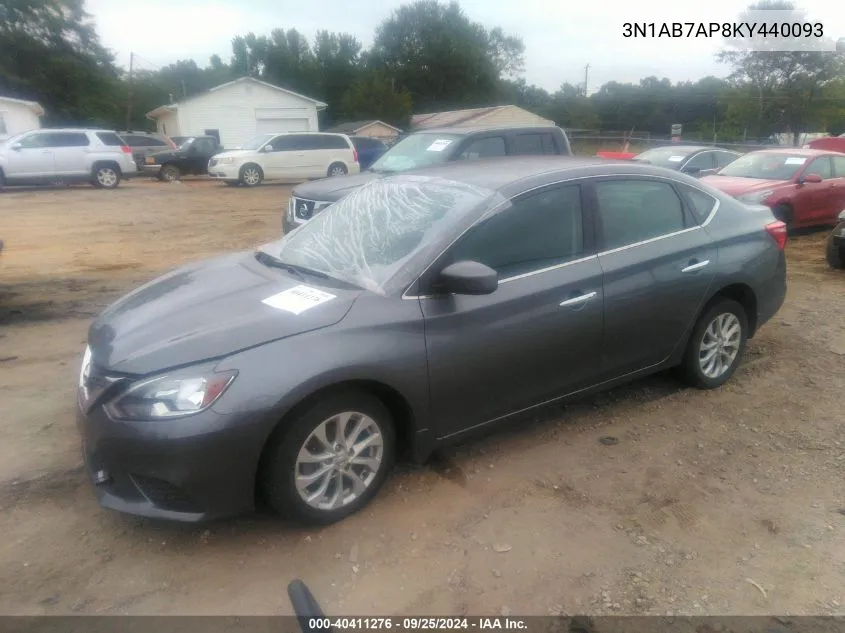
242 168 261 186
698 312 742 379
294 411 384 511
97 168 117 188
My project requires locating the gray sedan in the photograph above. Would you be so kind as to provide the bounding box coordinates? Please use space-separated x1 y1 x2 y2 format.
76 156 787 525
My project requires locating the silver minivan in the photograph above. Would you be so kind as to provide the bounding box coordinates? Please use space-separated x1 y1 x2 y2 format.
0 128 138 189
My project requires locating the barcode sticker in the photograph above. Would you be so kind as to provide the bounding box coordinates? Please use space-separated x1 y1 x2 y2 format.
262 285 337 315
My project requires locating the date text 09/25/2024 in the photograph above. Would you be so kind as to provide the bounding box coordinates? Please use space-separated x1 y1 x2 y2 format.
307 618 528 631
622 21 824 38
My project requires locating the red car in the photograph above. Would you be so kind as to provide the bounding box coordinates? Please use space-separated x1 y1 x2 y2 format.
700 148 845 228
805 135 845 153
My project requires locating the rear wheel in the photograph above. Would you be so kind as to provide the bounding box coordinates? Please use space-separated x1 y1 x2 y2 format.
681 298 748 389
239 164 263 187
827 232 845 269
772 203 793 228
260 390 395 525
327 162 348 177
160 164 181 182
92 164 121 189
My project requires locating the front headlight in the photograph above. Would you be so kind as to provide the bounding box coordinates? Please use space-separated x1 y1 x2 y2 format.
104 369 237 421
216 157 235 164
738 189 774 204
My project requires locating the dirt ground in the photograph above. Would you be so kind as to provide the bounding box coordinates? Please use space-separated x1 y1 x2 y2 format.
1 178 844 617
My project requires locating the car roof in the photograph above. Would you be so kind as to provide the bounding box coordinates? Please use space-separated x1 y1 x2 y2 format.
746 147 831 156
388 155 681 195
639 145 737 153
409 124 561 136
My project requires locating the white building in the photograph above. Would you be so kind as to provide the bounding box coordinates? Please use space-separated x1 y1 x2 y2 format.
145 77 328 149
0 96 44 140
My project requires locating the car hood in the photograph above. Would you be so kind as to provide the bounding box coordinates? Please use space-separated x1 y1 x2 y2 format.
147 149 181 162
88 251 361 375
292 171 382 203
699 175 787 197
213 149 257 160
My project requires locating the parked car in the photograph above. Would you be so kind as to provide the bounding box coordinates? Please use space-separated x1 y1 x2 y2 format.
828 210 845 269
804 134 845 153
0 128 137 189
207 132 360 187
284 125 573 232
350 136 388 169
142 135 223 181
169 136 190 147
700 148 845 228
632 145 743 177
76 156 786 525
117 131 177 170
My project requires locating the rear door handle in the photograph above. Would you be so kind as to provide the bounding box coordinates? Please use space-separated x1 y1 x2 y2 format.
559 291 597 307
682 259 710 273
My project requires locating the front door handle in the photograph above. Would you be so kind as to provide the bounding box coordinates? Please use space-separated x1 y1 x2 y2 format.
559 291 597 307
682 259 710 273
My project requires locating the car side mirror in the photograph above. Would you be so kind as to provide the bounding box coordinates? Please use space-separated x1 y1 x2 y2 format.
799 173 823 184
9 143 22 151
262 145 274 152
435 261 498 296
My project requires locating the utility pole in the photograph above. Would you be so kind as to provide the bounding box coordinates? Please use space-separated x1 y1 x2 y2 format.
583 63 590 97
125 52 134 131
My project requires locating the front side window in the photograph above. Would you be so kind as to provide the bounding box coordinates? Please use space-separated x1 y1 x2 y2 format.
444 185 584 278
264 176 498 295
46 132 89 147
458 137 506 160
804 156 832 179
715 151 740 168
594 180 687 251
683 152 714 171
17 133 50 149
832 155 845 177
238 134 274 150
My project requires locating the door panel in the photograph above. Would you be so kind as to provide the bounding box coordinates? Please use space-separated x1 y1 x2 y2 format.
421 258 604 438
262 135 304 179
5 132 54 177
797 156 835 224
420 183 603 438
591 178 715 376
49 132 90 176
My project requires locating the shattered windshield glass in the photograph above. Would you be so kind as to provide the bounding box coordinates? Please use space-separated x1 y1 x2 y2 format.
260 176 500 295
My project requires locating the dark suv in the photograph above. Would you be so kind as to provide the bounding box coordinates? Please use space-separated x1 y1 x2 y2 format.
284 125 572 233
141 135 223 181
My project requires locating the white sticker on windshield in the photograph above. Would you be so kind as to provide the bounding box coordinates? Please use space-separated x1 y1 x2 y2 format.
262 285 336 315
668 155 684 162
784 157 807 165
426 139 453 152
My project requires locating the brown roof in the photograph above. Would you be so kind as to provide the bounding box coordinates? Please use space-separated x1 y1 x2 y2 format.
410 106 513 130
325 120 403 135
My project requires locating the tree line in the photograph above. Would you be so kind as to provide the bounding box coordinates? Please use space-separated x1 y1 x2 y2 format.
2 0 844 142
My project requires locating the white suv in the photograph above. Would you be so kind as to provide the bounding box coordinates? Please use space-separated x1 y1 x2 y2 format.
0 128 138 189
208 132 360 187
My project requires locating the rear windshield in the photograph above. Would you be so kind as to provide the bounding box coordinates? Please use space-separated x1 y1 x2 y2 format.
97 132 125 146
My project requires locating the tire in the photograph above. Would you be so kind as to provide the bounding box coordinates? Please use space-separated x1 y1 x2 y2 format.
327 162 348 177
239 164 263 187
827 232 845 269
680 298 748 389
92 164 121 189
260 390 396 525
772 203 793 228
160 164 181 182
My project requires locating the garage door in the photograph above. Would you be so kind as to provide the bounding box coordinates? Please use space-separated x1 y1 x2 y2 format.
255 118 310 135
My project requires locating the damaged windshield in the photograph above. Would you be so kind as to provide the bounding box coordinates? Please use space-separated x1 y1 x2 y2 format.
260 176 499 295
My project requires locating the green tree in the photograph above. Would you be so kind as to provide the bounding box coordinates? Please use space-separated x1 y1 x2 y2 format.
340 72 413 128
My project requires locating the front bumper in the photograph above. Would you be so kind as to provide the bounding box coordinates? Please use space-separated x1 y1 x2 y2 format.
76 400 272 522
207 162 240 180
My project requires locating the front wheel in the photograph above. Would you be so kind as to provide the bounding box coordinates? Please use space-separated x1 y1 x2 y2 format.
827 232 845 269
260 390 395 525
92 164 121 189
239 164 263 187
159 164 181 182
681 298 748 389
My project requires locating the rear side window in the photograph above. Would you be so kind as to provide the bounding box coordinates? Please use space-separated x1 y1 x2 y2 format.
458 136 506 160
316 135 351 150
510 133 557 156
676 183 718 224
805 156 832 179
97 132 125 146
594 180 687 251
832 155 845 177
45 132 90 147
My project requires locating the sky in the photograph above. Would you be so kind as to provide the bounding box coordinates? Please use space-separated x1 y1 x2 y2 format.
85 0 844 94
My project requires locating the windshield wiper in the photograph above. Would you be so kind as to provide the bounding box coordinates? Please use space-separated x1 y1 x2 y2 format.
255 251 328 279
